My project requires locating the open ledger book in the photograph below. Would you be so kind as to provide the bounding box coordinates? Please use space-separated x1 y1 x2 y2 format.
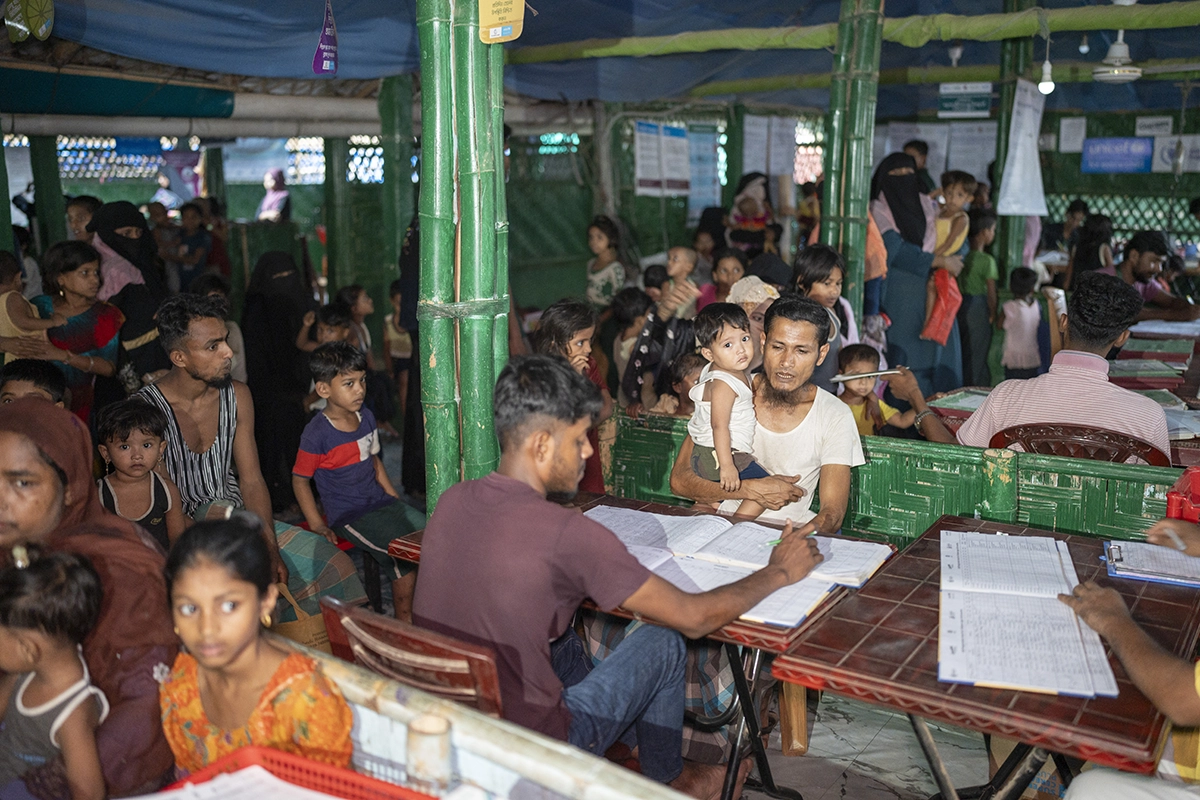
939 530 1117 697
584 506 892 627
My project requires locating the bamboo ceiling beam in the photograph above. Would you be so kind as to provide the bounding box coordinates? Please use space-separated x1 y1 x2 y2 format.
506 1 1200 64
688 57 1200 96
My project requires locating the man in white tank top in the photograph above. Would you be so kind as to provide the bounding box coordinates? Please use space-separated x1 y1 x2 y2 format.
671 296 865 532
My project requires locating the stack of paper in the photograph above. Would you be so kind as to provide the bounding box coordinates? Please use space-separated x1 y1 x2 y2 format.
140 766 344 799
938 530 1117 697
585 506 892 627
1120 338 1194 367
1165 408 1200 440
1129 319 1200 340
1108 359 1186 389
1106 540 1200 588
1135 389 1188 410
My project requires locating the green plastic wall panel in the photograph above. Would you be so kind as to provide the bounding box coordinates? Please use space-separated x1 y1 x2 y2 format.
608 412 694 506
225 221 306 318
849 437 989 546
1014 453 1178 540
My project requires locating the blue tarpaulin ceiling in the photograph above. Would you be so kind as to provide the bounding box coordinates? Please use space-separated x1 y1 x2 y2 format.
48 0 1199 116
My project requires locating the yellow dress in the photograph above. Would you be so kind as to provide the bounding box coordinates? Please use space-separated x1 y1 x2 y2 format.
849 397 901 436
0 290 46 365
159 651 353 776
935 214 968 255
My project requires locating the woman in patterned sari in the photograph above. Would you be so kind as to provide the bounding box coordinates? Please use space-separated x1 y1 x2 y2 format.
16 241 123 424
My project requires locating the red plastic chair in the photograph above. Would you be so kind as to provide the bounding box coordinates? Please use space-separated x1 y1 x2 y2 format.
988 423 1171 467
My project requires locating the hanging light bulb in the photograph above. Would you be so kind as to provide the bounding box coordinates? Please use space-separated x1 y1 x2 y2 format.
1038 59 1055 94
1038 36 1055 95
1079 34 1090 54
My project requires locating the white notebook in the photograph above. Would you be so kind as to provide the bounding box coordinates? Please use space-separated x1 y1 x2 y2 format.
139 765 344 799
938 530 1117 697
585 506 891 627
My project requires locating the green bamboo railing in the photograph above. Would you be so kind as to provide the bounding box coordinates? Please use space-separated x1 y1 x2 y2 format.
692 58 1200 96
454 0 499 481
416 0 462 508
506 1 1200 63
993 0 1035 280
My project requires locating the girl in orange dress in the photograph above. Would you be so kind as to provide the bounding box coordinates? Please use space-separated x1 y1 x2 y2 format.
158 516 353 777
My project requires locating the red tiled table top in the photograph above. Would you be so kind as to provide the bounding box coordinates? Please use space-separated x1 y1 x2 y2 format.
389 493 886 653
771 515 1200 774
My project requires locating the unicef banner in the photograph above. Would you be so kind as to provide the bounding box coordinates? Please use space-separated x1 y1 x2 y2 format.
1081 138 1154 174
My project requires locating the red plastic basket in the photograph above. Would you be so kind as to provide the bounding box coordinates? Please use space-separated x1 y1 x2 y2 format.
168 746 434 800
1167 466 1200 523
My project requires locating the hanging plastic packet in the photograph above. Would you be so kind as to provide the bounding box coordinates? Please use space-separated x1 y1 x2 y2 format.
312 0 338 76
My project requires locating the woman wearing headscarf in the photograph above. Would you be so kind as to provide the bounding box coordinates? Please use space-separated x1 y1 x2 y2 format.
870 152 964 396
241 251 315 510
85 201 172 392
728 172 773 257
0 398 177 798
256 169 292 223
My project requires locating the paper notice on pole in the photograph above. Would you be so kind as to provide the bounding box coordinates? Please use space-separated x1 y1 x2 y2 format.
947 121 998 187
886 122 950 178
996 79 1047 217
479 0 525 44
688 124 721 225
1136 116 1173 138
662 125 691 196
743 115 771 176
635 121 663 197
1059 117 1086 154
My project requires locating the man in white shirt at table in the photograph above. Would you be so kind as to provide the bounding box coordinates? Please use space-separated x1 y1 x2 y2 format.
670 294 866 532
1061 517 1200 798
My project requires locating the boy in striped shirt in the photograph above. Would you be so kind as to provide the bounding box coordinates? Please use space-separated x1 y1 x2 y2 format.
293 341 425 620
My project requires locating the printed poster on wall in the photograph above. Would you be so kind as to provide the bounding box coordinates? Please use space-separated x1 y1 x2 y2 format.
634 121 691 197
1151 135 1200 174
885 122 950 179
743 115 797 177
1058 117 1086 154
946 122 998 188
687 124 721 225
996 79 1047 216
1081 138 1154 174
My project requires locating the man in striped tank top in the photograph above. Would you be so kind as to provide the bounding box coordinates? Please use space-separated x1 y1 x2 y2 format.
140 294 366 616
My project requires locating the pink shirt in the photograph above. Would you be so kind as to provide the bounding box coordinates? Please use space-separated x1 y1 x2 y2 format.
93 238 145 301
956 350 1171 460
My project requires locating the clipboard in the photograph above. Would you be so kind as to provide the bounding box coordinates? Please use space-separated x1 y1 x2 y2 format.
1104 541 1200 589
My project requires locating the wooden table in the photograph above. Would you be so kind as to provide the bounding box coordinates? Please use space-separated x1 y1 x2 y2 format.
771 515 1200 800
391 492 880 800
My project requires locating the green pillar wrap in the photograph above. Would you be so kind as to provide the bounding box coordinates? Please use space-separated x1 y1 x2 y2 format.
981 447 1019 522
723 104 747 210
29 136 66 249
379 75 416 270
202 147 227 212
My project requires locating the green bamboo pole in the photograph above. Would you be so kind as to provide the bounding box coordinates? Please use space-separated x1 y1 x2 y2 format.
841 0 884 323
0 145 13 256
981 448 1019 522
691 57 1200 96
417 0 461 508
993 0 1035 280
489 42 511 384
454 0 498 480
722 104 746 210
818 0 856 254
29 136 66 249
506 1 1200 63
379 75 416 271
202 147 227 211
322 136 353 287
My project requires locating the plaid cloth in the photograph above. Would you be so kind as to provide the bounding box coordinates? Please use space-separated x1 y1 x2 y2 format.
580 609 734 764
193 501 367 622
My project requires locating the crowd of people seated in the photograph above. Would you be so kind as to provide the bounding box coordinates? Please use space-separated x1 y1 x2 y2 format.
0 170 1198 800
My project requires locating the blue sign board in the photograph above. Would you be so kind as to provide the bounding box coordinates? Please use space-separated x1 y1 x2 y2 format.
1081 138 1154 174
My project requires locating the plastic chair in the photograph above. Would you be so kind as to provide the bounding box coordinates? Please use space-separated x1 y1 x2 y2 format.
988 424 1171 467
320 597 503 716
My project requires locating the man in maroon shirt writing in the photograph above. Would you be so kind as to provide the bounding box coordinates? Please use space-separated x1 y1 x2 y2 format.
413 355 822 794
